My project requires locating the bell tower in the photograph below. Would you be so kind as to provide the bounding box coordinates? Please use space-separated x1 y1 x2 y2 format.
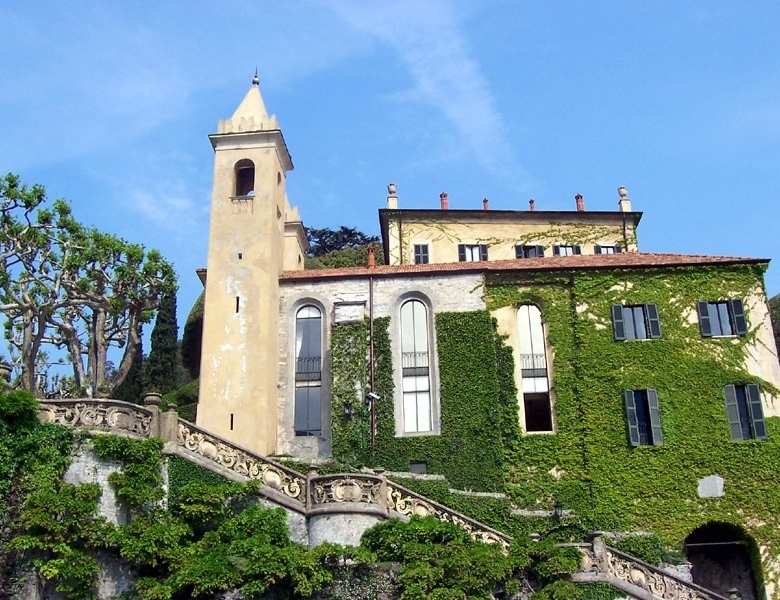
198 75 307 455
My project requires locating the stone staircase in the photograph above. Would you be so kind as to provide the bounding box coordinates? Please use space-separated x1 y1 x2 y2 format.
38 398 730 600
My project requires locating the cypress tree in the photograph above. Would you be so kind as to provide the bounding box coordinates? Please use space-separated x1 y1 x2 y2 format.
145 292 179 394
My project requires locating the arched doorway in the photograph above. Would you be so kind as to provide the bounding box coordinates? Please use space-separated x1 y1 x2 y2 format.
685 522 759 599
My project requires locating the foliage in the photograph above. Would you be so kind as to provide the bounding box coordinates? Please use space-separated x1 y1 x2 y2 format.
166 453 228 508
606 533 666 566
144 292 179 395
0 389 40 429
180 290 204 380
769 292 780 364
306 242 385 270
91 436 164 509
162 378 199 417
305 225 379 257
0 173 177 397
361 516 578 599
113 338 144 403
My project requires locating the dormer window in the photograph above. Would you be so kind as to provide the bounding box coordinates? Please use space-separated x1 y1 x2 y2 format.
234 159 255 197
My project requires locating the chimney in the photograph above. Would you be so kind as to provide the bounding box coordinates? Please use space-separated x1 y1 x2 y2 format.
483 198 490 211
575 193 585 212
387 183 398 209
440 192 449 210
367 246 376 269
617 186 632 212
529 199 536 211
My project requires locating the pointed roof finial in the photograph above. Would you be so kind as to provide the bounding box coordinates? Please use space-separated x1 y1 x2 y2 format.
252 67 259 86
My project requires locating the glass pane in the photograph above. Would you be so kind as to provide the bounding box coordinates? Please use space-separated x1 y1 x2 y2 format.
295 386 321 435
416 392 432 431
403 392 418 431
717 302 733 335
632 306 647 340
623 307 636 340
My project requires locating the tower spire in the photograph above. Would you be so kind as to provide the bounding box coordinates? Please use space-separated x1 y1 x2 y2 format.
252 67 259 86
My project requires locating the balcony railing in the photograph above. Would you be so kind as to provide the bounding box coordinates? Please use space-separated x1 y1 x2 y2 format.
402 351 429 376
295 356 322 381
521 353 547 378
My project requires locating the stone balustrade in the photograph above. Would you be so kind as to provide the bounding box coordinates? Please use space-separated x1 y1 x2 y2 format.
38 399 154 438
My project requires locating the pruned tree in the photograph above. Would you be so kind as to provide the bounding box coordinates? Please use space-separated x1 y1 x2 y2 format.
0 173 177 397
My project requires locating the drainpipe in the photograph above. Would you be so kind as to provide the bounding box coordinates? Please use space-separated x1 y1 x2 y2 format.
368 263 376 461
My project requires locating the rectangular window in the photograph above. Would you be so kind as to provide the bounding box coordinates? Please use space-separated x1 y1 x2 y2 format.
594 245 622 254
611 304 662 340
697 299 748 337
723 384 767 440
553 245 581 256
294 306 322 436
458 244 488 262
625 389 663 446
515 245 545 258
413 244 429 264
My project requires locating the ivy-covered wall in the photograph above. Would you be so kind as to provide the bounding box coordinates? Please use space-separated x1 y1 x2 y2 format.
486 263 780 591
330 311 508 491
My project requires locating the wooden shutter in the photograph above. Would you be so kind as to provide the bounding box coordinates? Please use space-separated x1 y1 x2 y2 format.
646 388 664 445
594 245 602 254
746 383 767 439
552 246 560 256
646 303 662 339
723 384 743 440
573 245 582 255
515 245 523 259
612 304 626 341
697 301 713 337
615 245 622 253
624 390 640 447
458 244 466 262
535 245 544 257
479 245 489 261
730 299 748 336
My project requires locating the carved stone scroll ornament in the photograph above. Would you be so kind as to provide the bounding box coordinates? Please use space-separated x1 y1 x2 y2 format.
310 475 383 506
604 546 727 600
38 400 152 437
386 482 511 550
176 422 304 504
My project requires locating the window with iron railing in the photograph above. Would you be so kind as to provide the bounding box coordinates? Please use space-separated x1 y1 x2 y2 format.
294 305 322 436
520 353 547 378
295 356 322 381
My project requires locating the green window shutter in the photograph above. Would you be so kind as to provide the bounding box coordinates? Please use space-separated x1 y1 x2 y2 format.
479 244 489 261
615 244 622 253
553 246 560 256
698 301 713 337
535 245 545 257
624 390 640 447
573 245 582 255
515 245 523 259
723 384 744 440
730 298 748 336
612 305 626 341
746 384 767 439
458 244 466 262
594 244 602 254
646 303 662 339
646 388 664 445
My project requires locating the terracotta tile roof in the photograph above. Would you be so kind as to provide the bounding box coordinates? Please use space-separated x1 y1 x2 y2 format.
280 252 767 282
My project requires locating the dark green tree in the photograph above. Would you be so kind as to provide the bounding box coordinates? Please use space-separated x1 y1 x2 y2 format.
181 291 204 380
305 226 378 257
144 292 179 394
113 335 144 403
769 293 780 362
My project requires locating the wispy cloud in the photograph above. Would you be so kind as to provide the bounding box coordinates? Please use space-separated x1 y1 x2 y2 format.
327 1 530 186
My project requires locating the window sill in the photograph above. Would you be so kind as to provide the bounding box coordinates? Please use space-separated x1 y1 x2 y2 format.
395 430 441 438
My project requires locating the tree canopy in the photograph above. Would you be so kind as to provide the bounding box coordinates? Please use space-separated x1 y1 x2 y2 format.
0 173 177 397
304 226 379 257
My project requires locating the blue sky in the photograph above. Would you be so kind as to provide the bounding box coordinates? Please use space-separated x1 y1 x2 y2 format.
2 0 780 336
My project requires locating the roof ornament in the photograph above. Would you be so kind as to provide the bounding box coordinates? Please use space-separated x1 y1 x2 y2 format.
252 68 260 86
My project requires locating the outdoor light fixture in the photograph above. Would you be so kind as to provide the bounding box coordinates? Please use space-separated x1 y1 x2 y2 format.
365 391 380 404
343 401 353 419
553 500 563 521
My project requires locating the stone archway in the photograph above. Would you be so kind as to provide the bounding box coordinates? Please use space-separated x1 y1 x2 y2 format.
685 522 759 600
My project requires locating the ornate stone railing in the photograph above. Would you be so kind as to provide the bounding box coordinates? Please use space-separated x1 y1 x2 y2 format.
176 419 307 512
572 537 730 600
38 399 153 439
386 480 512 549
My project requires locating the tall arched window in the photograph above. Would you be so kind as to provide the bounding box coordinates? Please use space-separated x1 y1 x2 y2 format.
400 299 432 433
517 305 553 432
294 305 322 436
234 159 255 196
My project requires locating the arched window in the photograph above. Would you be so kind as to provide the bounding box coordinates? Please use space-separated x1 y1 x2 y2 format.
518 305 553 432
234 159 255 197
294 305 322 436
400 299 432 433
